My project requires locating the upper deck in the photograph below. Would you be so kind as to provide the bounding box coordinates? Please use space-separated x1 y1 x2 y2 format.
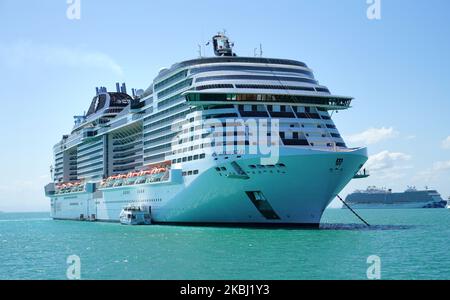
51 33 359 183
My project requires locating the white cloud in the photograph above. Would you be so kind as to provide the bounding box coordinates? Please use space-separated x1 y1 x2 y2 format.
366 150 411 171
433 160 450 172
414 160 450 182
0 40 123 75
365 150 412 180
441 136 450 149
346 127 399 145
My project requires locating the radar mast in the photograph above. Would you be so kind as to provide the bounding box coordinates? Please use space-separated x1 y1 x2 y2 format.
212 32 236 57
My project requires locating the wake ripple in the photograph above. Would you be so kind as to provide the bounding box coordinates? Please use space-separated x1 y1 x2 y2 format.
319 223 415 231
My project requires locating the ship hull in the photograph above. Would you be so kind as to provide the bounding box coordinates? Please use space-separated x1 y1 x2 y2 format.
49 147 368 226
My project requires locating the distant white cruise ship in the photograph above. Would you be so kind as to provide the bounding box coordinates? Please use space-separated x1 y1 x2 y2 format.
44 33 368 227
345 186 447 209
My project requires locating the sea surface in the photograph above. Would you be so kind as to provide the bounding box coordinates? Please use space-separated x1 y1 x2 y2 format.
0 209 449 280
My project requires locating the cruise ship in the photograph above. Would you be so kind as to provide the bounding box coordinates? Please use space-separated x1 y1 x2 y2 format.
344 186 447 209
44 33 368 227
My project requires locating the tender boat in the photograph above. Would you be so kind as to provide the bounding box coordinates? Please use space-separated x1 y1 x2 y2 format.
119 205 152 225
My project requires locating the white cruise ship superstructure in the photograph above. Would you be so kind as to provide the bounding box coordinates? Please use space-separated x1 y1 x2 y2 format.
44 33 368 227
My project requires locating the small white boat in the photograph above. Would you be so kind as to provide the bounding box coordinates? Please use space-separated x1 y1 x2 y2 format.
119 205 152 225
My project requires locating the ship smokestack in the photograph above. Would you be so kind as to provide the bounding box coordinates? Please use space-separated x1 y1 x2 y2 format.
116 82 121 93
121 83 127 94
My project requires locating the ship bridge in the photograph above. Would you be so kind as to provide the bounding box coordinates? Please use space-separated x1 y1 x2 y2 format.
183 91 352 111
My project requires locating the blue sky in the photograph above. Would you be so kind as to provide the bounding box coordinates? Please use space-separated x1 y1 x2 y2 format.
0 0 449 211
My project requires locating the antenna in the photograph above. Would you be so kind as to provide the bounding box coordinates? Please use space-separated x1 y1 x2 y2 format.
198 44 202 58
254 44 263 57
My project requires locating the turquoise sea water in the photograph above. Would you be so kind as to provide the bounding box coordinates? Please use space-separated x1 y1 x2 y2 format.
0 209 449 280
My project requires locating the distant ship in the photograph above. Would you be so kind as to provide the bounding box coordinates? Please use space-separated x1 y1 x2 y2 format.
344 186 447 209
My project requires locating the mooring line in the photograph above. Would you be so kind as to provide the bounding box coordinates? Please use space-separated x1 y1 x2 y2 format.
336 195 370 227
